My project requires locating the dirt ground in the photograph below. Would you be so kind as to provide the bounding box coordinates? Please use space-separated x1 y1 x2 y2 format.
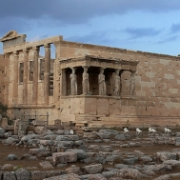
0 132 180 179
0 143 42 170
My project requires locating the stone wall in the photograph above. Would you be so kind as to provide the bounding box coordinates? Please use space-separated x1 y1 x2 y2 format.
59 41 180 126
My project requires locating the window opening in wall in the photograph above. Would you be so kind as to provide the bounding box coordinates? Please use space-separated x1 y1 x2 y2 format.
19 63 24 83
29 61 34 81
49 58 54 96
50 44 56 59
48 44 55 96
39 46 45 81
39 58 44 80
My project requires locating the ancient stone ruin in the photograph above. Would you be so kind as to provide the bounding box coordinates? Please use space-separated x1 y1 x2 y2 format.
1 30 180 179
1 30 180 128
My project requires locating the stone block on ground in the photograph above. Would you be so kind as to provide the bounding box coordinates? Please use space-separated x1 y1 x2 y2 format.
15 168 31 180
156 151 177 162
116 168 142 179
34 126 46 135
39 161 54 170
18 120 29 137
43 173 80 180
82 164 103 174
31 171 47 180
52 152 77 164
3 171 16 180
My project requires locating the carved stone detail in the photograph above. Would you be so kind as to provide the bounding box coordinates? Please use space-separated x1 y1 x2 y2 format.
98 68 106 96
70 67 77 95
82 66 89 95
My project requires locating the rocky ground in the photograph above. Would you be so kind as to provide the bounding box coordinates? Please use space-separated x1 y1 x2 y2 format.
1 127 180 180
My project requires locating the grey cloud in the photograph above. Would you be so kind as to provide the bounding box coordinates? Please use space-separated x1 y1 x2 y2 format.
171 23 180 33
1 0 180 24
124 27 161 39
157 35 179 44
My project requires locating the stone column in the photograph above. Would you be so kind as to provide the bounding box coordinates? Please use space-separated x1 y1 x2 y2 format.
130 71 135 96
98 68 106 95
114 69 120 96
44 44 51 105
13 51 19 105
82 66 89 95
32 46 39 104
70 67 77 95
23 48 28 104
4 53 9 105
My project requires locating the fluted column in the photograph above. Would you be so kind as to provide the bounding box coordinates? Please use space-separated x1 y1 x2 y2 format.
130 71 135 96
23 48 28 104
32 46 39 104
44 44 51 104
82 66 89 95
13 51 19 105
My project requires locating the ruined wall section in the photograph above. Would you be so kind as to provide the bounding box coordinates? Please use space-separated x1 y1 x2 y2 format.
0 34 63 123
59 41 180 123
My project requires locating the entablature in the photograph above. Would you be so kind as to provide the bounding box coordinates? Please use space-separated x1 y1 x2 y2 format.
60 55 139 71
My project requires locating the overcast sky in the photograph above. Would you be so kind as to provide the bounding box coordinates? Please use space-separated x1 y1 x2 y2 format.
1 0 180 56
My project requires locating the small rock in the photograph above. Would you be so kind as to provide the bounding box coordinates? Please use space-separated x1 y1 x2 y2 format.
82 164 103 174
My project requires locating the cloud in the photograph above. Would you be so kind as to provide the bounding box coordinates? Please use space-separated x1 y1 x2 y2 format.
171 23 180 33
157 35 179 44
1 0 180 38
1 0 180 25
124 27 161 39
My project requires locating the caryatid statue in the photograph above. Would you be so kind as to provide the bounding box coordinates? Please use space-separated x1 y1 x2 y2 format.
70 67 77 95
98 68 106 95
114 69 120 96
130 71 135 96
82 66 89 95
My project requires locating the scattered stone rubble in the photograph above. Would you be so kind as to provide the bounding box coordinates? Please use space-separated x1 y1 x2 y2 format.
1 121 180 179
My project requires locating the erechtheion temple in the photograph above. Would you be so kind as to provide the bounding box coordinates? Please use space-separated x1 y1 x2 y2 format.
0 31 180 128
